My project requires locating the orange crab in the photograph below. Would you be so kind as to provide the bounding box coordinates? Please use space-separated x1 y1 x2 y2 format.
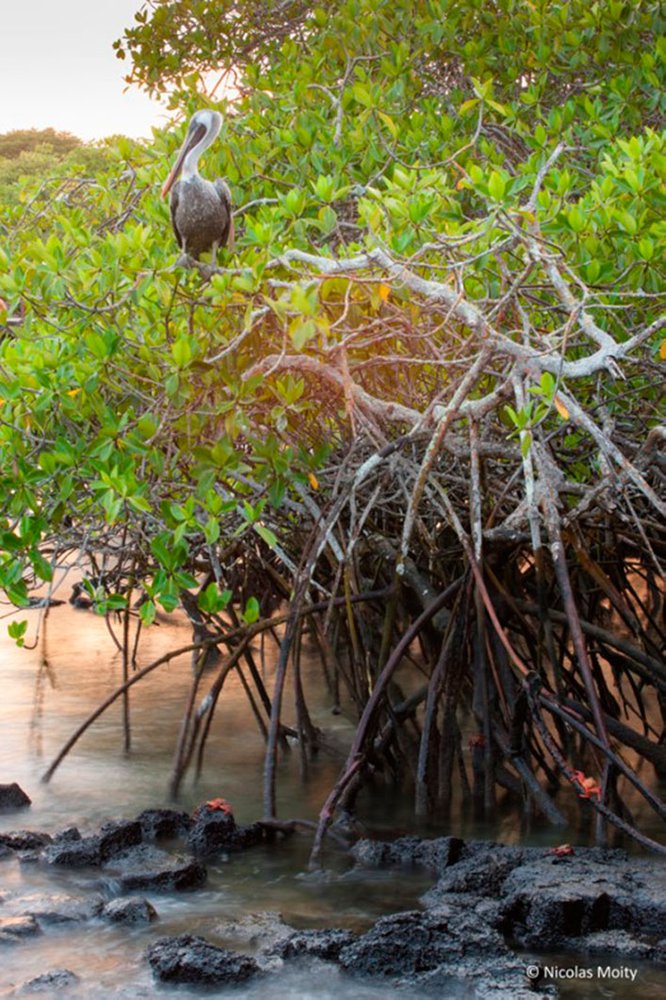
571 770 601 799
192 797 235 821
205 797 234 815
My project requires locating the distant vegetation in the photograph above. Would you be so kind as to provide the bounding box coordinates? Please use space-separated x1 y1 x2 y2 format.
0 128 83 160
0 129 116 206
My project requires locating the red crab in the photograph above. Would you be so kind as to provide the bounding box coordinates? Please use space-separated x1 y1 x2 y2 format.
192 797 234 821
571 770 601 799
549 843 575 857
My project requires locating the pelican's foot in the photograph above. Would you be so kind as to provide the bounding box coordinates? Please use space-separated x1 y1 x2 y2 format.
198 264 216 281
166 253 195 272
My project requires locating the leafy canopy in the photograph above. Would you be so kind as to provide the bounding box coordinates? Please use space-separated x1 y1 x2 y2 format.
0 0 663 622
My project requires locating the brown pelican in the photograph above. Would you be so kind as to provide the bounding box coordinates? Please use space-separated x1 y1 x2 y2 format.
161 109 233 263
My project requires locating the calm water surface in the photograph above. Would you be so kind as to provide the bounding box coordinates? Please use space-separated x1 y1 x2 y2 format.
0 603 664 997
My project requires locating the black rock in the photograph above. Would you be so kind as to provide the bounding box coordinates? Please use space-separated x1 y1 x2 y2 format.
271 927 357 961
101 895 158 925
103 844 207 892
498 854 654 947
146 933 260 984
339 904 506 978
187 807 235 853
352 835 463 873
0 830 52 852
402 955 558 999
0 782 31 811
41 835 102 868
186 807 263 856
136 808 192 840
98 819 143 861
618 862 666 937
422 843 537 904
574 928 656 960
53 827 81 843
14 968 79 993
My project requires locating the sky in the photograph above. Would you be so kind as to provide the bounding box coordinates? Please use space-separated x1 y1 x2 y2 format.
0 1 169 141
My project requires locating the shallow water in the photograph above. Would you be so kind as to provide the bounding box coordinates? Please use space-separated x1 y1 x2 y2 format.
0 602 665 997
0 604 435 996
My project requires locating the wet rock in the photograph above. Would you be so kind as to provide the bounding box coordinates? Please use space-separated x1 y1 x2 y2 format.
426 893 504 947
136 808 192 840
0 783 31 811
53 827 81 843
146 933 260 984
186 806 263 856
351 835 463 873
98 819 143 860
339 904 506 978
0 844 12 860
102 896 158 925
3 891 103 925
0 831 53 852
619 862 666 937
13 968 79 993
0 915 41 943
215 911 294 952
271 927 357 962
422 843 537 904
498 853 658 947
103 844 207 892
402 956 557 999
574 928 656 960
37 819 143 867
40 835 101 868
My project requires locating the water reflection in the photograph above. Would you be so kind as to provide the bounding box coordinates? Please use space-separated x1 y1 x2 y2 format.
0 603 350 830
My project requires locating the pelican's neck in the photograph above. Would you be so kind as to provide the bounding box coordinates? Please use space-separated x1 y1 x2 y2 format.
181 118 220 182
182 143 204 182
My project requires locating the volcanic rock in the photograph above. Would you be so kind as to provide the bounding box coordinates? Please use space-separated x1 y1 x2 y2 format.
186 806 263 856
146 933 260 984
136 808 192 840
351 835 463 872
13 968 79 993
40 835 102 868
101 895 158 925
102 844 207 892
0 783 31 811
0 831 52 852
270 927 357 962
98 819 143 861
339 903 506 979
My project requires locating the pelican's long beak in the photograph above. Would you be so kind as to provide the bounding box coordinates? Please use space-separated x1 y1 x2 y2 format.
161 123 207 199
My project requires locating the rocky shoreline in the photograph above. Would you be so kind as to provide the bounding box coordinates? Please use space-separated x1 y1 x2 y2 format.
1 787 665 996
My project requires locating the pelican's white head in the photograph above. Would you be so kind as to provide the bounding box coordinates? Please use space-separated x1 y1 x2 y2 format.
161 110 223 198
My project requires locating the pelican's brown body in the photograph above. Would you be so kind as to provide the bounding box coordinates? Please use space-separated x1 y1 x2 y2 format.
170 175 232 259
162 110 233 262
